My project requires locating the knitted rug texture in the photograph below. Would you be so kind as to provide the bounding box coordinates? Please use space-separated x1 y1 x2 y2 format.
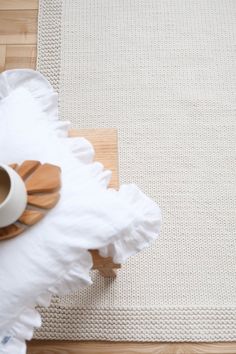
35 0 236 341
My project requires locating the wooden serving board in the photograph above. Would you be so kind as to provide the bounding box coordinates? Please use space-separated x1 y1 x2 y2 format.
0 161 61 241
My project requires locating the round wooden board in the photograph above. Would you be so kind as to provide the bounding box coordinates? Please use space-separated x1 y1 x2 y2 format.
0 161 61 241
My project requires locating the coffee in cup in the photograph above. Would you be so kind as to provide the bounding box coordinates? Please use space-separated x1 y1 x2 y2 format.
0 164 27 228
0 168 11 205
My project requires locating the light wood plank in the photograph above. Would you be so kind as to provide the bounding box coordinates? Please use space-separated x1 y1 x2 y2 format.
27 341 236 354
0 0 38 10
0 44 6 71
5 44 36 70
0 10 37 44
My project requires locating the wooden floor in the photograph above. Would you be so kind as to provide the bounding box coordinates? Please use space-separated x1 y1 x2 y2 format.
27 341 236 354
0 1 235 353
0 0 38 71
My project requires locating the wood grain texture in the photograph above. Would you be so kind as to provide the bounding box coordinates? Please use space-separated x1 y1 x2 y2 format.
2 2 235 353
19 209 44 225
26 163 61 194
0 223 25 240
0 1 37 72
27 341 236 354
5 44 36 69
0 0 38 10
17 160 40 180
0 44 6 71
0 10 37 44
28 193 60 209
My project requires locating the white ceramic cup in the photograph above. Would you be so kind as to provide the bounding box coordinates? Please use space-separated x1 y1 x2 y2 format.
0 164 27 228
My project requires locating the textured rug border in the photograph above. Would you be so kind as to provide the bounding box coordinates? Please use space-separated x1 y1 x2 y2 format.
35 305 236 341
37 0 62 92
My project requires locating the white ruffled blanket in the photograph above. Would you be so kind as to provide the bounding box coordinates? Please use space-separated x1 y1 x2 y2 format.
0 69 162 354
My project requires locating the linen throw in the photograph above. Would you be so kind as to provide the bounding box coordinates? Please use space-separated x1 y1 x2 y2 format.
36 0 236 341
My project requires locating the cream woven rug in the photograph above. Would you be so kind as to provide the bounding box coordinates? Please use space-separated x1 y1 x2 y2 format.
35 0 236 341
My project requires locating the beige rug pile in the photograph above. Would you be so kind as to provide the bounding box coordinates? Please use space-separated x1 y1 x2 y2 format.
35 0 236 341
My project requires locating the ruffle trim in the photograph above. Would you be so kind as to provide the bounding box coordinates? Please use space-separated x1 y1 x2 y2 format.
99 183 162 264
0 251 93 354
0 69 162 354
